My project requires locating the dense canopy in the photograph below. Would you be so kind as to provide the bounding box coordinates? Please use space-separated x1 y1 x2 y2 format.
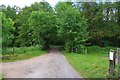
1 1 120 53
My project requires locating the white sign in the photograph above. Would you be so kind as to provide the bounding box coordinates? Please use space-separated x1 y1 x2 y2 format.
109 51 114 60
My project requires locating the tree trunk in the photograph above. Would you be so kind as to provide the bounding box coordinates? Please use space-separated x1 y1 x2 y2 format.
38 33 41 48
13 45 15 54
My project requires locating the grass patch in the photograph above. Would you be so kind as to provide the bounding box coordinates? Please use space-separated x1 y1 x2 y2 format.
62 46 118 78
2 46 41 54
2 46 46 62
0 73 2 80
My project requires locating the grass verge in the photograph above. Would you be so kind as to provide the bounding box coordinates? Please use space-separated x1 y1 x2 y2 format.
0 73 2 80
2 46 46 62
2 50 46 62
62 46 118 78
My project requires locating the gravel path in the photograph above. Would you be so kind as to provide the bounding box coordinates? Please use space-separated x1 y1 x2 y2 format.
1 49 80 78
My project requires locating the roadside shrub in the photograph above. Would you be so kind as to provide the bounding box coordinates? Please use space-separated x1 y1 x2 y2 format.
2 46 40 54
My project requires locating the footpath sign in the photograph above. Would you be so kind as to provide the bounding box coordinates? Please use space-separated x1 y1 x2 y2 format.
109 49 116 76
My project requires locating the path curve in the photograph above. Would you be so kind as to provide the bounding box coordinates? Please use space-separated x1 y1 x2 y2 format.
1 49 81 78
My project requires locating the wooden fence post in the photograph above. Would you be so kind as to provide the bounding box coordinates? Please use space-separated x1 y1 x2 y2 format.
109 49 116 76
118 48 120 78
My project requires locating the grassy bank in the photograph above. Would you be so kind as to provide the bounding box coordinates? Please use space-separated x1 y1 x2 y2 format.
2 46 46 62
63 46 118 78
0 73 2 80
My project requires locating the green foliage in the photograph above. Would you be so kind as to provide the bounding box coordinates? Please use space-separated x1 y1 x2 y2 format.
56 2 88 53
79 2 120 46
1 1 120 54
0 73 2 80
16 1 54 47
2 46 40 54
28 11 57 49
1 5 17 20
1 12 14 47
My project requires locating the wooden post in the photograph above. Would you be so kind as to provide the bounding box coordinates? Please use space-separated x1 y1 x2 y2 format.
118 48 120 78
109 49 116 76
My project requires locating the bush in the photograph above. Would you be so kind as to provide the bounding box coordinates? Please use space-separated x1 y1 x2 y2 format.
2 46 40 54
87 46 117 54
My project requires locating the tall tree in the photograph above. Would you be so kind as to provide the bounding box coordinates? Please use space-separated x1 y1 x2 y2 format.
55 2 88 53
28 11 57 49
1 12 14 48
77 2 120 47
17 1 54 47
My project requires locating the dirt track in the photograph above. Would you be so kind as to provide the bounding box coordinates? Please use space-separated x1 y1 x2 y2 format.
1 49 80 78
